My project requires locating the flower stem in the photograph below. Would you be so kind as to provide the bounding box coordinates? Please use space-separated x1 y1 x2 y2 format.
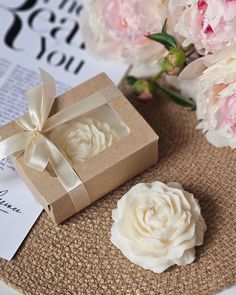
155 82 196 109
153 70 164 81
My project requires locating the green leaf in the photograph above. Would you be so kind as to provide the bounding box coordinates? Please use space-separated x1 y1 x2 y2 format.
146 33 177 50
126 76 138 86
162 19 167 34
156 83 196 109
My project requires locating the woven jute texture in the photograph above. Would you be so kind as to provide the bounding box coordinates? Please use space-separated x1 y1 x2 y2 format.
0 90 235 295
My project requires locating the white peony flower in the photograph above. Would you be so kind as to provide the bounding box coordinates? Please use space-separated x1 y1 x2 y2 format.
180 46 236 148
168 0 236 55
50 118 119 165
82 0 167 65
111 181 206 273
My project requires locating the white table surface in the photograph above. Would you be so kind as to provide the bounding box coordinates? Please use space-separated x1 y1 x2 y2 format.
0 281 235 295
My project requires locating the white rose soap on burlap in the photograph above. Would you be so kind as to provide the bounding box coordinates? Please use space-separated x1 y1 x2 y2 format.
111 181 207 273
0 72 158 225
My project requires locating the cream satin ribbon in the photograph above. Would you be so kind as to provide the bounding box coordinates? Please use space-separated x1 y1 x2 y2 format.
0 69 122 210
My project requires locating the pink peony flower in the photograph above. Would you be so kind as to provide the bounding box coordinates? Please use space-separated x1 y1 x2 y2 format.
168 0 236 55
180 47 236 148
219 94 236 134
82 0 168 65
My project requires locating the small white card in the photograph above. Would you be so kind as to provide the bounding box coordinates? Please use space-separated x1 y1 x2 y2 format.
0 163 43 261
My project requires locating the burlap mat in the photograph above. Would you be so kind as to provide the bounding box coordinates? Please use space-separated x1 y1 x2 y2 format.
0 90 235 295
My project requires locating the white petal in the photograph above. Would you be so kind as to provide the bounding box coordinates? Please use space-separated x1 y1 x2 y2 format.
174 248 196 266
205 130 230 148
167 182 183 190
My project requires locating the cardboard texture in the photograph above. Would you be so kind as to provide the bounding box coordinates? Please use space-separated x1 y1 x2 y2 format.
0 74 158 225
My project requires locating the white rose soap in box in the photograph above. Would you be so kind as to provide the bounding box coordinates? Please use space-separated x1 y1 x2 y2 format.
0 71 159 225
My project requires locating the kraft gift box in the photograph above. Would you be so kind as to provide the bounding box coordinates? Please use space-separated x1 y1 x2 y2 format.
0 73 158 225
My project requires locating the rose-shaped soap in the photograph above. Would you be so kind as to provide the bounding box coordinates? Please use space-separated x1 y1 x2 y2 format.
50 118 119 165
111 181 206 273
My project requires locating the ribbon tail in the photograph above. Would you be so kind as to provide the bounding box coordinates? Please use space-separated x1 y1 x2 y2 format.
24 134 49 171
46 138 91 211
39 68 56 128
0 132 31 160
27 69 56 132
46 138 82 192
27 85 44 129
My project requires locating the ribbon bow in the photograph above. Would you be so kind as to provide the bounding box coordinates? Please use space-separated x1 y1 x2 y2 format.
0 69 121 206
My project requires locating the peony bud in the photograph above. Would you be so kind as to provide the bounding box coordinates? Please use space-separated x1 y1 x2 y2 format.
162 48 186 75
132 79 157 101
